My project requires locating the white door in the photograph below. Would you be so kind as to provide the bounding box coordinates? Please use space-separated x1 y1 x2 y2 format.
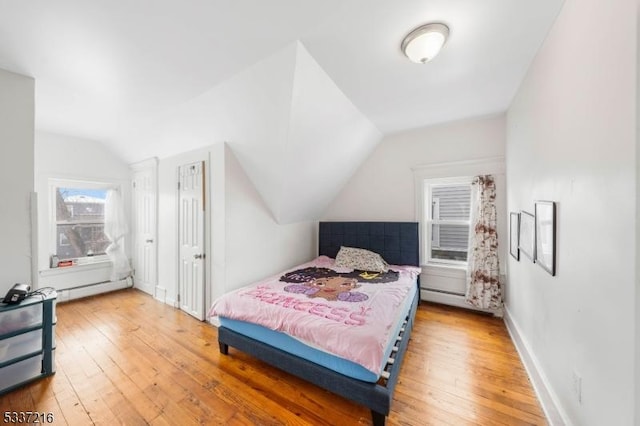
178 161 205 320
132 163 157 296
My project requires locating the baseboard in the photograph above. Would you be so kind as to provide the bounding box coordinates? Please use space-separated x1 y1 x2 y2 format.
503 306 568 426
134 281 155 296
55 279 132 302
154 286 166 304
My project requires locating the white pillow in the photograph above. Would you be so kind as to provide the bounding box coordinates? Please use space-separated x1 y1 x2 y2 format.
334 246 389 273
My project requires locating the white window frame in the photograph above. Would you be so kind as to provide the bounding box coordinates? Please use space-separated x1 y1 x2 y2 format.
423 176 473 267
49 179 117 265
413 157 506 269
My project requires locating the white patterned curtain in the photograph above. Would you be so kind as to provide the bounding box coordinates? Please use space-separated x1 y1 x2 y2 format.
105 189 132 281
465 175 502 310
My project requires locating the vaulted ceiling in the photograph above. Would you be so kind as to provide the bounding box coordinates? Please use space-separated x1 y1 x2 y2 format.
0 0 564 222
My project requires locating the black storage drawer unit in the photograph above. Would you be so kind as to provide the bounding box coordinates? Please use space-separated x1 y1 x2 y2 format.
0 289 56 395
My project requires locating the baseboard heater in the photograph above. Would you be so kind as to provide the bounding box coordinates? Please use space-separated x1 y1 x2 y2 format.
420 288 501 316
423 287 465 296
55 277 133 303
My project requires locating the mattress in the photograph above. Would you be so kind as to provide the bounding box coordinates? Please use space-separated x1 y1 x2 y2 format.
209 255 420 380
219 281 416 382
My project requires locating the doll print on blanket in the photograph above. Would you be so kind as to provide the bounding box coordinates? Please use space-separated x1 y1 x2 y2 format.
280 267 399 302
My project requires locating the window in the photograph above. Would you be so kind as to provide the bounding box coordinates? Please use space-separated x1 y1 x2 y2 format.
424 177 472 265
53 185 110 262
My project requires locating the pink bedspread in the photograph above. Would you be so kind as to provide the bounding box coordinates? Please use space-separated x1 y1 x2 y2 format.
208 256 420 374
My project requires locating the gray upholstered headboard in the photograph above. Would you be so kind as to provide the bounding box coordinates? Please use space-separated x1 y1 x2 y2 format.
318 222 420 267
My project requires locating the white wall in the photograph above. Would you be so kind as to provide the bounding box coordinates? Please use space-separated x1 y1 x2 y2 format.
275 42 381 224
0 68 34 296
156 143 315 311
636 1 640 420
323 114 507 310
224 144 315 292
324 114 506 221
35 131 131 290
505 0 637 424
123 42 381 225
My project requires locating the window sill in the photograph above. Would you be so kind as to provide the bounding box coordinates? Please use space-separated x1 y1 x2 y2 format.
422 262 467 271
74 255 110 266
40 259 112 277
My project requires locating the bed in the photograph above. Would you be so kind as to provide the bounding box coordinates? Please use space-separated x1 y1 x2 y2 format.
211 222 420 425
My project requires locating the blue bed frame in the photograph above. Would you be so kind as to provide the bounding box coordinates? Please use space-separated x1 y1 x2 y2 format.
218 221 420 425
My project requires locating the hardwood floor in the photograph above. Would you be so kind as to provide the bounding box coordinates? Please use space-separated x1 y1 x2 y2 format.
0 289 546 425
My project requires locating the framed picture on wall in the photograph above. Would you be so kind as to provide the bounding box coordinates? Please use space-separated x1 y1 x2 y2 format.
535 201 556 276
509 212 520 260
519 210 535 261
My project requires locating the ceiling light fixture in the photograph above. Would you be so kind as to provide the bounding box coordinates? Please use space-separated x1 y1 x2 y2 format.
401 23 449 64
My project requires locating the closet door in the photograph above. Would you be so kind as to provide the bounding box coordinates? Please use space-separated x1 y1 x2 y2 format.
178 161 205 320
132 159 158 296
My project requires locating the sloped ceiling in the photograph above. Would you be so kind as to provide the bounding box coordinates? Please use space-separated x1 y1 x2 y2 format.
279 44 381 223
0 0 565 223
124 42 381 224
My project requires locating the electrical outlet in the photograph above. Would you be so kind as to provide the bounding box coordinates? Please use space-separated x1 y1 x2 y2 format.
572 370 582 404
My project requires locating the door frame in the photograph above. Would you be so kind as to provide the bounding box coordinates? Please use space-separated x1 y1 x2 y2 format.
175 156 211 319
131 157 158 297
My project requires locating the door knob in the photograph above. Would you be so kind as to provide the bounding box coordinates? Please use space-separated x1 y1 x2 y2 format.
194 254 205 259
146 239 154 243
